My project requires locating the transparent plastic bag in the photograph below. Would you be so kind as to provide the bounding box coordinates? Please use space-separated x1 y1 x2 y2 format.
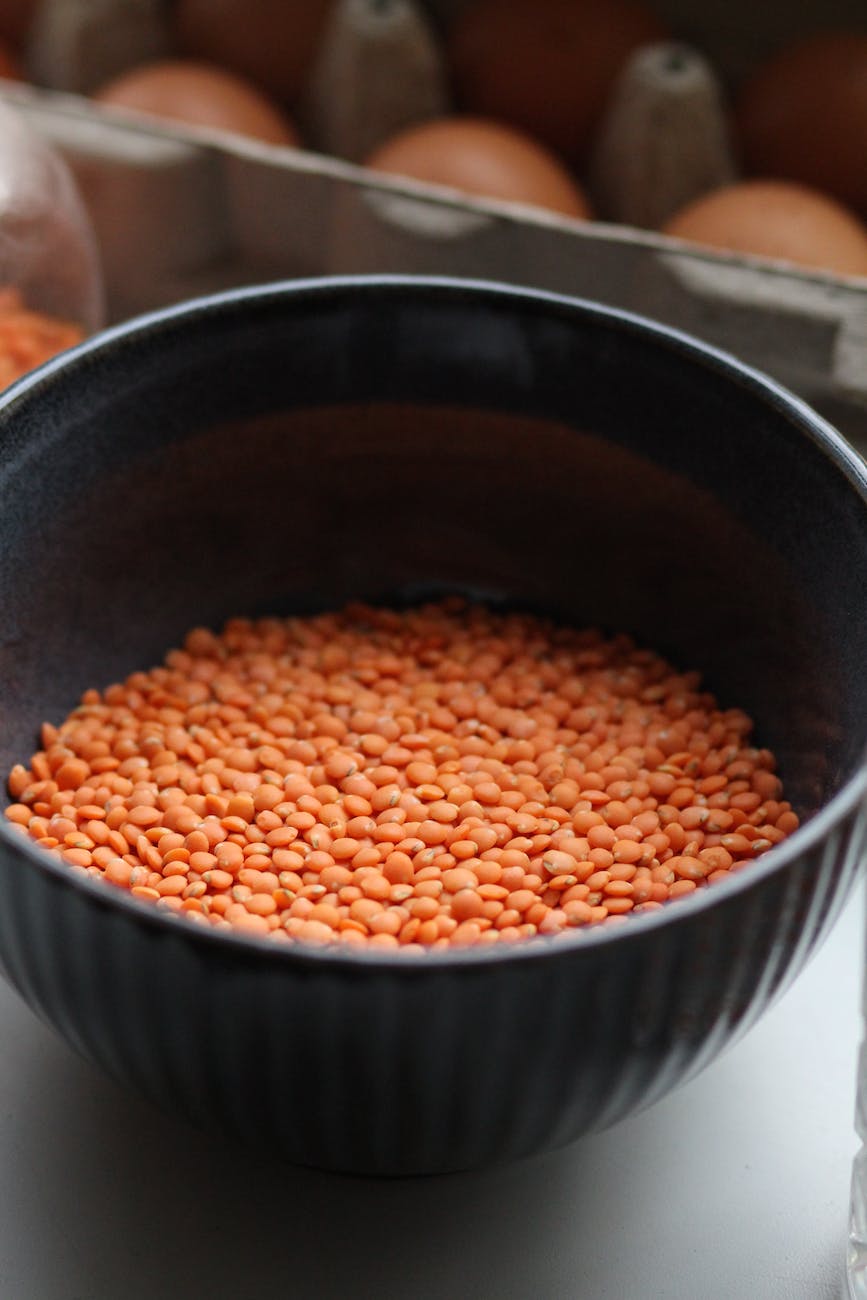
0 96 103 388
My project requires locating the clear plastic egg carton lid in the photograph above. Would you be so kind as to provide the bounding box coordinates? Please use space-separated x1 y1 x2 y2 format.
0 93 102 333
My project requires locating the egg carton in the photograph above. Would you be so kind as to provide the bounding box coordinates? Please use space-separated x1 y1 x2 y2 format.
3 0 867 450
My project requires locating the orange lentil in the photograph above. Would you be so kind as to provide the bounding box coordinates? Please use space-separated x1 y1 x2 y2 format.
604 896 634 914
4 803 31 826
612 839 644 864
441 866 478 893
189 850 218 873
505 889 536 914
5 601 798 946
103 858 134 887
130 885 160 902
448 888 483 920
242 853 274 873
202 868 234 891
155 874 187 897
214 840 244 871
162 860 189 878
245 892 278 917
540 848 578 876
230 911 271 937
409 895 439 922
776 810 800 835
669 855 708 881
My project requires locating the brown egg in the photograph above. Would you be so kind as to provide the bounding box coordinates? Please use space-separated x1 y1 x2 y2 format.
365 117 592 218
737 33 867 221
174 0 333 107
448 0 666 166
93 60 300 146
662 179 867 277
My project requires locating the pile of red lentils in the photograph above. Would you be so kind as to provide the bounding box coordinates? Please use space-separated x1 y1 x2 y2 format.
3 601 799 952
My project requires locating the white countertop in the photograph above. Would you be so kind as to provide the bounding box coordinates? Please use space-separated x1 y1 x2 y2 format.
0 884 862 1300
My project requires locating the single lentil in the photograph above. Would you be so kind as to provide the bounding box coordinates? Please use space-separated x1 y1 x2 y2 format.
4 600 799 950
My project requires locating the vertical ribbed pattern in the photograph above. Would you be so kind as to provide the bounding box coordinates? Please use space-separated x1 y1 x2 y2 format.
0 799 863 1176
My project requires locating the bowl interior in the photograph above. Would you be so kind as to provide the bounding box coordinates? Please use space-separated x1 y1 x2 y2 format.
1 278 866 826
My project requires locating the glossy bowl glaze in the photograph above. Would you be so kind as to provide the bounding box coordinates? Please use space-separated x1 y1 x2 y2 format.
1 276 866 1175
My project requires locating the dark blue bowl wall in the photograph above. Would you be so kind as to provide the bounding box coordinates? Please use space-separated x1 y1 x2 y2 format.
0 278 865 1174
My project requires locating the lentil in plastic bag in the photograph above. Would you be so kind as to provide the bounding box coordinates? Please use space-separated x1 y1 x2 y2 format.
0 96 103 389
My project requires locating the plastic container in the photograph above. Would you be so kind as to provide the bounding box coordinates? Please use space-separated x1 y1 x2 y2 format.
0 96 102 388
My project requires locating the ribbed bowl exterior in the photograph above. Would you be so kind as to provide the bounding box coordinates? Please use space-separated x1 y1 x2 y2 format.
0 797 862 1176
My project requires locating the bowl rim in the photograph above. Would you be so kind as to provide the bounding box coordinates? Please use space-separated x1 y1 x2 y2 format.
1 271 866 970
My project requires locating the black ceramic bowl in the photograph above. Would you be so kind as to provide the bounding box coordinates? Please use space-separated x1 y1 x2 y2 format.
1 276 866 1176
